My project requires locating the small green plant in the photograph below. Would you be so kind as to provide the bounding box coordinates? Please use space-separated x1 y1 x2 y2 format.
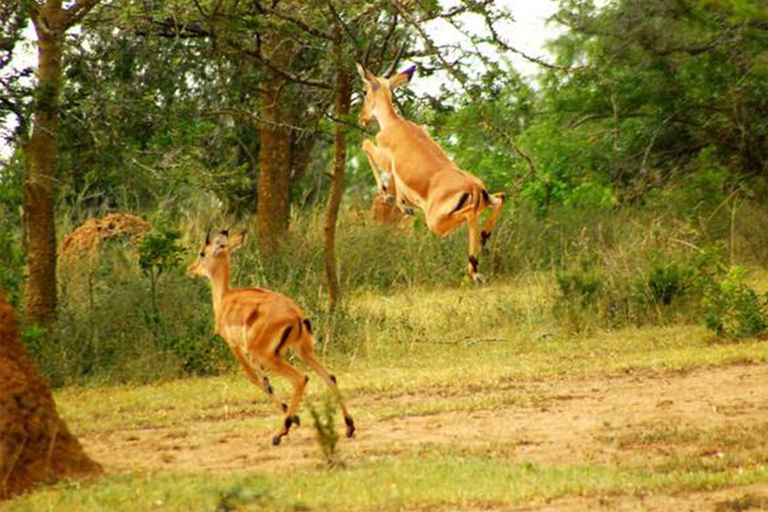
309 396 341 468
704 267 768 339
138 226 184 322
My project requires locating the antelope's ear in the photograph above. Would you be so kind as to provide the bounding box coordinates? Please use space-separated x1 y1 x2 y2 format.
389 65 416 90
229 230 247 252
356 62 368 82
356 63 379 88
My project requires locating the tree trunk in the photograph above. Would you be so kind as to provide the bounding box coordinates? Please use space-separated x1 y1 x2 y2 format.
324 27 351 309
256 78 293 257
22 2 67 327
0 292 102 500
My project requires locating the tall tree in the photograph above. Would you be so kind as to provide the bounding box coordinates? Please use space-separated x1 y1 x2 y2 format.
324 19 351 309
255 37 298 256
543 0 768 196
22 0 104 327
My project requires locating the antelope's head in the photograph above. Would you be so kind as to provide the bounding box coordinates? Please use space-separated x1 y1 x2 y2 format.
188 228 246 280
356 63 416 127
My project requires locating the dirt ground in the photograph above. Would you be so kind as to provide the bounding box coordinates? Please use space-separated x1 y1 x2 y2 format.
81 364 768 511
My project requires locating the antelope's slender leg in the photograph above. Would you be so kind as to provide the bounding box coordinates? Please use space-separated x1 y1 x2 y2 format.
258 355 308 445
362 140 388 196
480 192 506 253
231 346 287 414
466 214 485 283
391 158 415 216
296 344 355 438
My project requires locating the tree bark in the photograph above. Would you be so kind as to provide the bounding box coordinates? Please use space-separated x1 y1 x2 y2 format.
22 2 68 327
256 76 294 257
0 292 102 500
324 26 351 309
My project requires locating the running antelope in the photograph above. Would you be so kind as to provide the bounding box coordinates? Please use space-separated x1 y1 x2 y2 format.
357 64 506 283
188 229 355 445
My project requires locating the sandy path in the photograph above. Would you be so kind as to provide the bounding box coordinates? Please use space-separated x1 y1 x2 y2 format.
82 364 768 470
80 363 768 509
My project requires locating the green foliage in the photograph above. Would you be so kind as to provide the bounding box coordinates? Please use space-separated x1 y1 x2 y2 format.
509 0 768 211
0 227 24 310
553 236 730 333
138 227 184 280
138 225 185 328
36 241 232 387
704 267 768 339
551 232 768 340
0 156 24 309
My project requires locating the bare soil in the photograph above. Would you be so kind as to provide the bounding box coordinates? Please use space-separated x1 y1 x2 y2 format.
80 364 768 511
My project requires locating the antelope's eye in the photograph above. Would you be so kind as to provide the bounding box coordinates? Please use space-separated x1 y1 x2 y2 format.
199 251 205 258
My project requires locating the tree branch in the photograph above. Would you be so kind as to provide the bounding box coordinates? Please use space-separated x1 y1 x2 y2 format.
254 0 333 40
64 0 103 28
206 108 320 135
477 6 584 73
230 35 333 90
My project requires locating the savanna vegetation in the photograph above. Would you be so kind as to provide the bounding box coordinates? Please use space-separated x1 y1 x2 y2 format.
1 0 767 509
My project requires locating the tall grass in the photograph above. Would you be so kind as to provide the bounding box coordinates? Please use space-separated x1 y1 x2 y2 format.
21 197 768 387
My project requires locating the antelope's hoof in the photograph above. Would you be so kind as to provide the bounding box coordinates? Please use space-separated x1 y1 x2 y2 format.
472 273 487 285
482 245 490 256
345 416 356 438
292 415 301 427
272 434 283 446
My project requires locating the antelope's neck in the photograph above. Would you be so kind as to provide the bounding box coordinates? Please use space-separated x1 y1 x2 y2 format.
209 263 230 321
374 99 401 131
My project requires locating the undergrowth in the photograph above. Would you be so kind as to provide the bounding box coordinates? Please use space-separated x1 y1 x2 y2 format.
13 199 768 387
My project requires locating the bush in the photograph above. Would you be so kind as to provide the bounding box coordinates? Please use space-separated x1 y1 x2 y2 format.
35 238 233 387
553 242 730 333
644 263 693 306
704 267 768 339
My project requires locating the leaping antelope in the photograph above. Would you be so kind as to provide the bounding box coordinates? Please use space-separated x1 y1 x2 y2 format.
188 229 355 446
357 64 506 283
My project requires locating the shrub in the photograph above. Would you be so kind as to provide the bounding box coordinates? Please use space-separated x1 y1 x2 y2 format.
138 225 185 321
704 267 768 339
644 263 693 306
36 238 233 387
